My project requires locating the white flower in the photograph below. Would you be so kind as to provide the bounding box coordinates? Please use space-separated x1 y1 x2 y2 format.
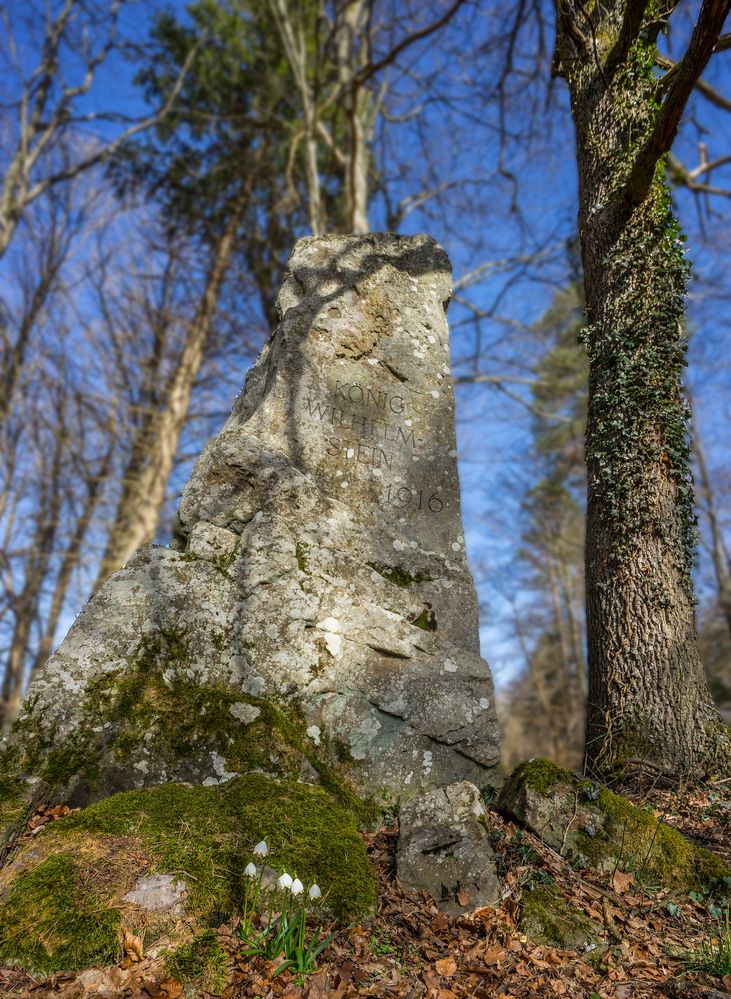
291 878 304 895
277 872 293 890
308 883 321 900
244 862 257 878
253 841 268 857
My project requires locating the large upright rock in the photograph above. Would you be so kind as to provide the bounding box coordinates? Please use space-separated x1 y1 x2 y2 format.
1 234 500 821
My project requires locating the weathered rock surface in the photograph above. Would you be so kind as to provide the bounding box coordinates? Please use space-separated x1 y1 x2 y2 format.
397 780 500 913
1 233 500 819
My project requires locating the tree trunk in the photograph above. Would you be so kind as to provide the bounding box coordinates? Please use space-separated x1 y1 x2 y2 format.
93 209 241 592
555 7 730 777
0 425 64 730
334 0 370 234
29 447 112 687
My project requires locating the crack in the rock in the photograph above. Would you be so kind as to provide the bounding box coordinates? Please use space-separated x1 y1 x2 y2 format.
366 643 412 660
379 359 409 384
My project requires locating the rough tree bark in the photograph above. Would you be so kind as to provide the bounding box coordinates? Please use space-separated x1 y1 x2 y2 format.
554 0 731 777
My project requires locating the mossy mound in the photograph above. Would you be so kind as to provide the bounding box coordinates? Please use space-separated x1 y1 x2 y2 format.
500 759 729 891
0 773 377 978
520 883 600 951
0 774 33 858
575 784 728 887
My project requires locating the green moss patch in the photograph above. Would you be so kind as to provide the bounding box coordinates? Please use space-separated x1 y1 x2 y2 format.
501 759 729 893
576 785 728 889
510 758 573 797
0 774 29 834
165 930 228 993
0 853 121 974
366 562 428 588
0 773 376 976
4 628 373 825
520 883 600 951
410 608 437 632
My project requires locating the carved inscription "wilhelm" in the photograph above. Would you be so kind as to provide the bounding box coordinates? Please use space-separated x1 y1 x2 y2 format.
305 381 422 471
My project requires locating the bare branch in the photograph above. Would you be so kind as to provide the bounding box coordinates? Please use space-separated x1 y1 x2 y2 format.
355 0 468 86
624 0 731 210
656 53 731 113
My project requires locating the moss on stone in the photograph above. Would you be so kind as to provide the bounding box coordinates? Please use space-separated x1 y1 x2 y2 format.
410 608 437 632
3 628 374 827
512 759 573 797
520 883 599 950
165 930 228 993
366 562 427 588
576 785 728 889
0 853 121 974
501 759 729 893
63 774 376 921
295 542 310 573
0 774 28 832
0 773 377 976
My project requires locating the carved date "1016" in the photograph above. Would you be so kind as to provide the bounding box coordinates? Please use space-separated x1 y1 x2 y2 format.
385 483 444 513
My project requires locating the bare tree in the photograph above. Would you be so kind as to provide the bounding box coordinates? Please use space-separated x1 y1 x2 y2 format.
91 204 248 590
0 0 195 260
269 0 468 234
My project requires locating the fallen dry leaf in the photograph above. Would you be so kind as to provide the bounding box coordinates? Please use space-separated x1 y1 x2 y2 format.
434 956 457 977
612 869 637 895
483 943 505 966
151 979 183 998
122 926 144 963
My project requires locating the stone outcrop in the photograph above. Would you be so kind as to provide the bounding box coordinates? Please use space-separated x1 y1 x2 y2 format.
0 234 500 823
498 759 729 888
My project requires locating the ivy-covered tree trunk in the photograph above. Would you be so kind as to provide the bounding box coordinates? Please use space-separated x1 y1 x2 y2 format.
554 0 731 778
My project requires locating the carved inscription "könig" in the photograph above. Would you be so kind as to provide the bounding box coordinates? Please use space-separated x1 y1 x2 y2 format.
305 381 445 515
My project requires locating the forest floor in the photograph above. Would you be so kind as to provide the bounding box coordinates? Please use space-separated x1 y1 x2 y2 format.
2 780 730 999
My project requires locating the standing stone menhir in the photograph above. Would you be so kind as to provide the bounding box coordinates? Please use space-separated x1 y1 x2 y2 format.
1 234 500 884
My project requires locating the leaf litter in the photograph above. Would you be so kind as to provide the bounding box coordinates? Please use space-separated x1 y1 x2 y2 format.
1 780 729 998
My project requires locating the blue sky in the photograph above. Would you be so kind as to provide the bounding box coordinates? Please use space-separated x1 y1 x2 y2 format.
3 0 730 690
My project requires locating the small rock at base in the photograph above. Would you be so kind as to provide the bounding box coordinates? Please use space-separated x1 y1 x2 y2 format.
396 780 500 913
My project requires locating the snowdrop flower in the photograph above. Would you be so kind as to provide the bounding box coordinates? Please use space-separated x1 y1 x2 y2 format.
308 883 321 900
278 872 293 890
291 878 304 896
253 841 269 857
244 862 257 878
